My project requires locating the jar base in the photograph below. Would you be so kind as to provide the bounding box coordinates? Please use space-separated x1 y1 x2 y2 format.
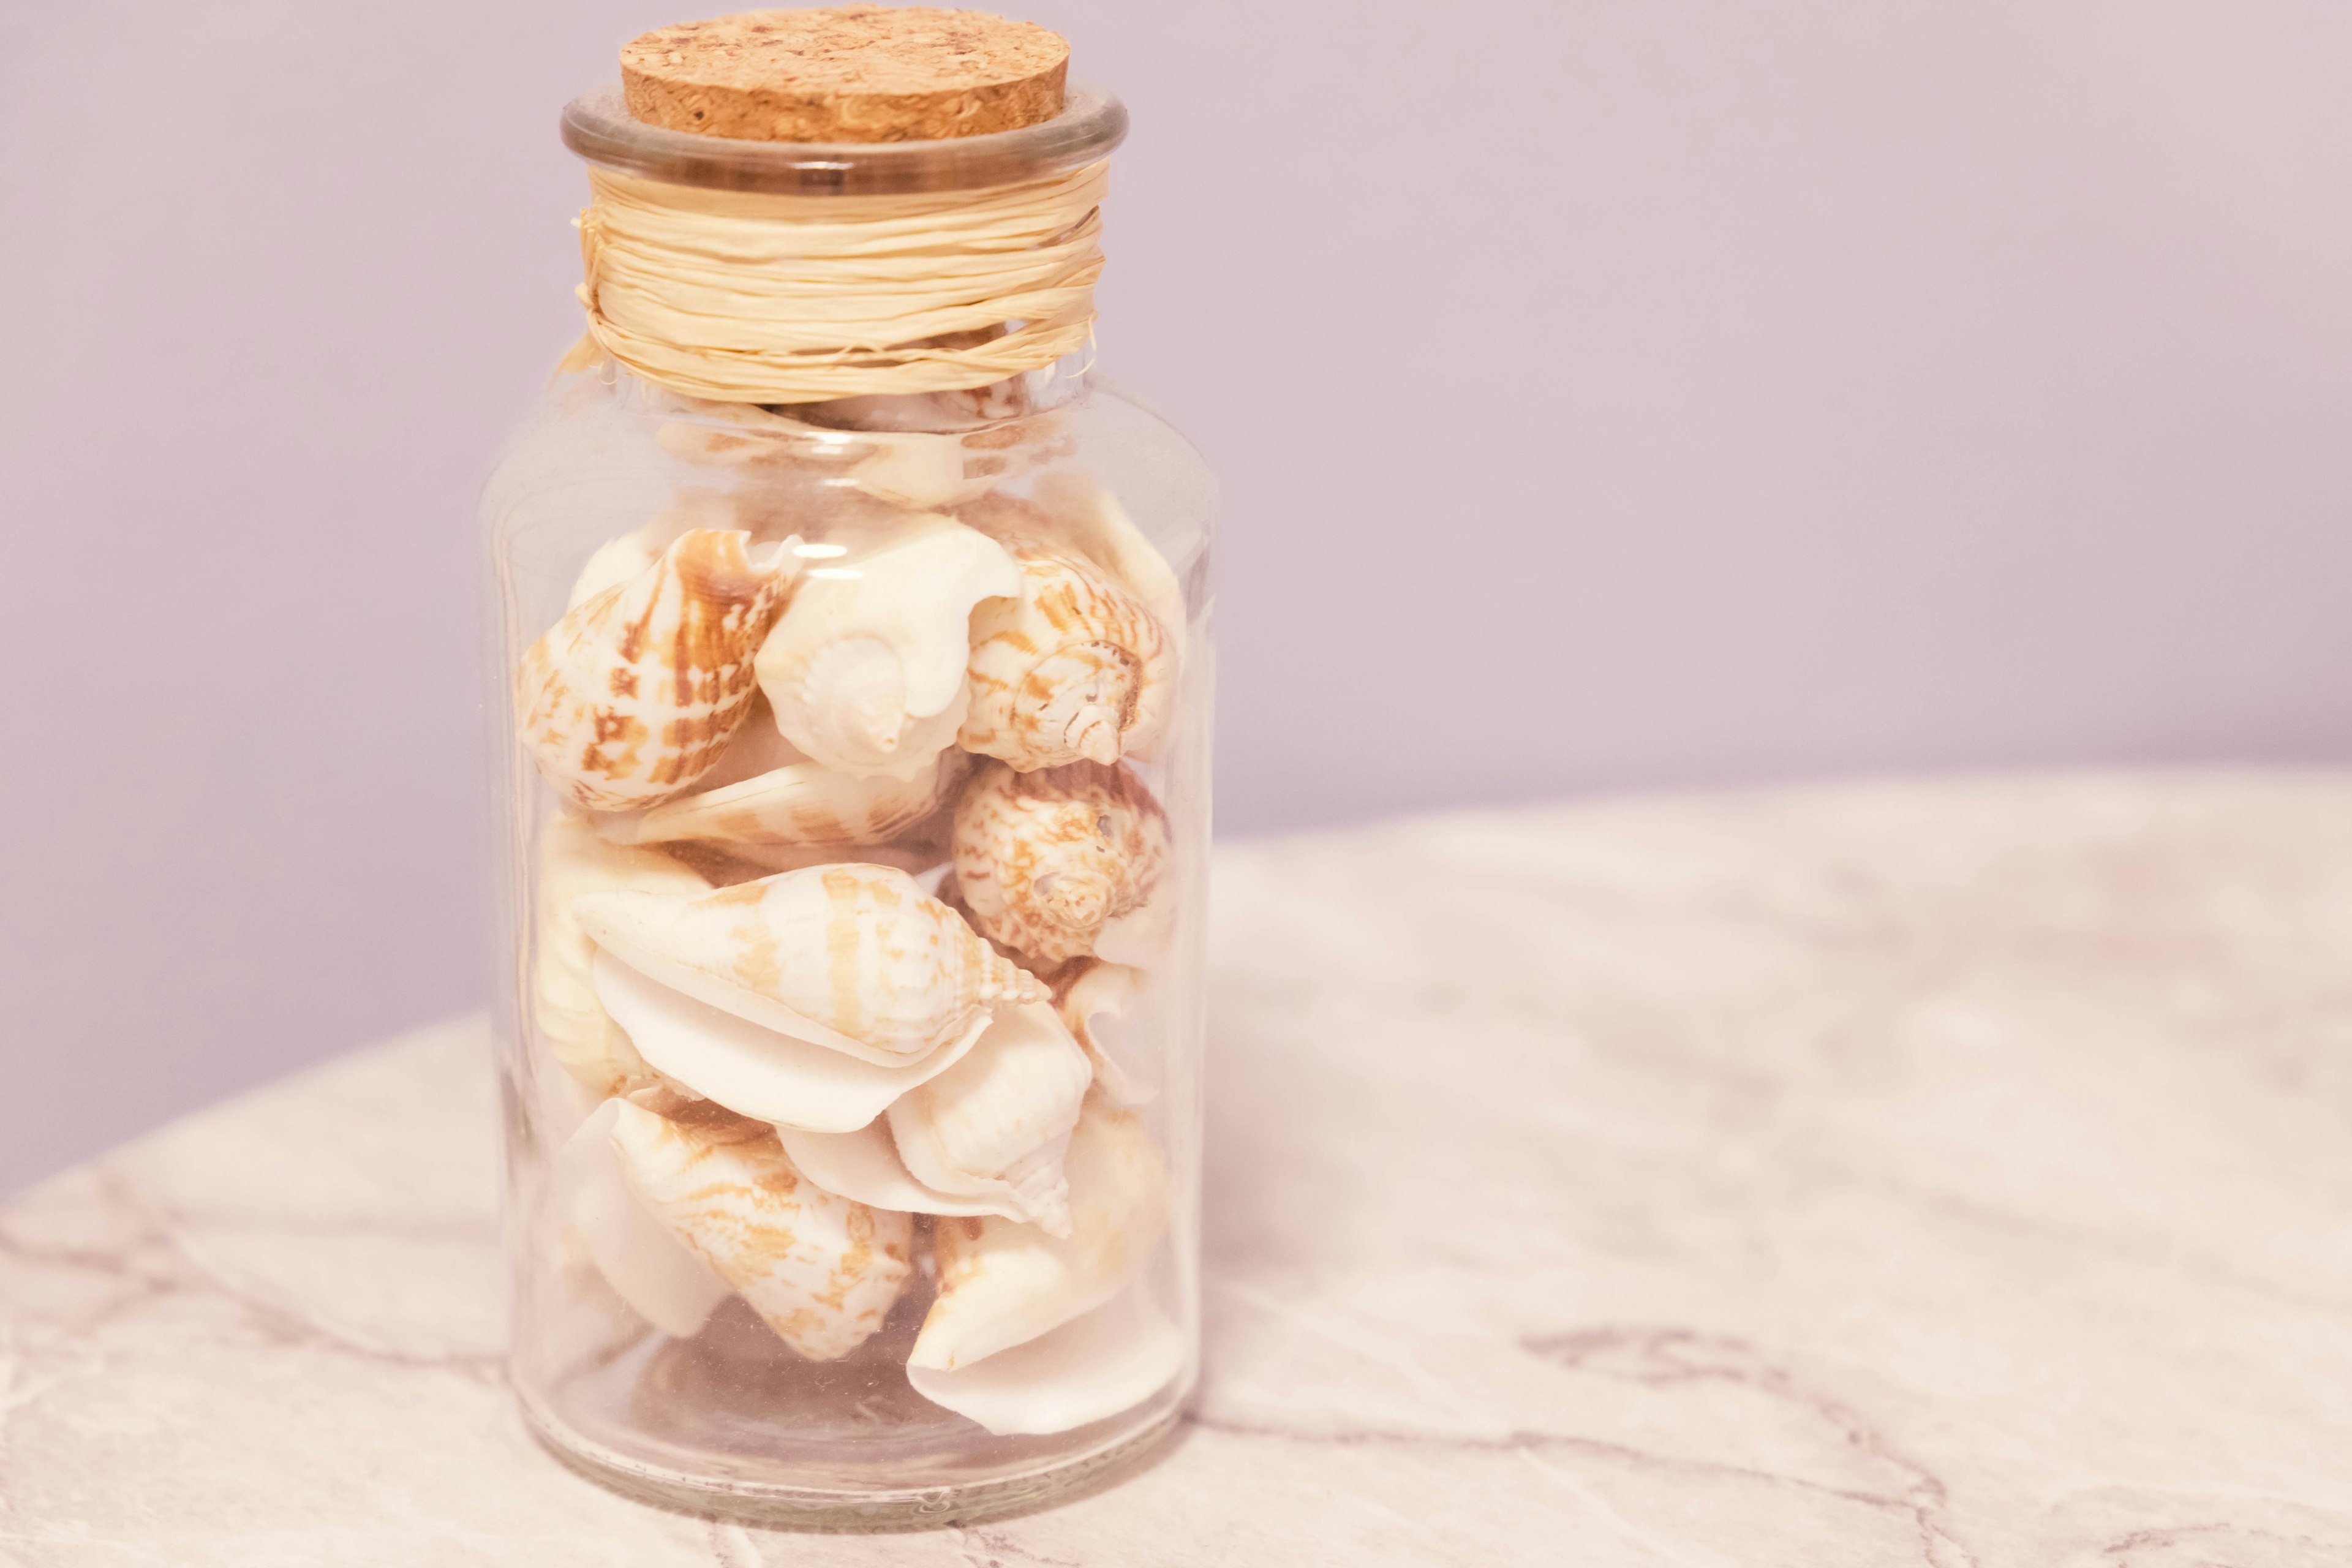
518 1382 1187 1531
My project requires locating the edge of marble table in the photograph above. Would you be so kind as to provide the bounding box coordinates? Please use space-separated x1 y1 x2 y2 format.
4 771 2351 1566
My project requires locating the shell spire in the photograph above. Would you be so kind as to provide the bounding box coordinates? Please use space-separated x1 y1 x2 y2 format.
951 760 1170 962
959 539 1176 772
517 529 796 810
754 518 1020 779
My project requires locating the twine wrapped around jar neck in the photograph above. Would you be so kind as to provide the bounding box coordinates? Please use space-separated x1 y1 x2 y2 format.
575 159 1107 405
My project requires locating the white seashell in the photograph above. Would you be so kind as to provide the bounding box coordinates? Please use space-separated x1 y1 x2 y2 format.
534 813 710 1096
905 1284 1185 1437
910 1095 1168 1373
960 540 1176 772
609 1098 912 1360
952 760 1169 962
774 1120 1015 1221
599 748 966 859
755 518 1020 780
592 951 987 1132
1052 960 1156 1106
558 1100 729 1338
518 529 796 810
571 862 1046 1066
886 1001 1093 1238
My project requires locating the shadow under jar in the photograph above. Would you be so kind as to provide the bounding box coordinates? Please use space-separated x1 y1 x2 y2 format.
480 21 1213 1528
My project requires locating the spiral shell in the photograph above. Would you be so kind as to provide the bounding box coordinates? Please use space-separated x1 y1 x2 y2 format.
951 760 1169 963
755 518 1020 779
571 862 1046 1066
533 813 710 1097
600 747 966 869
518 529 795 810
910 1095 1167 1375
609 1098 911 1360
886 1001 1093 1237
960 541 1175 771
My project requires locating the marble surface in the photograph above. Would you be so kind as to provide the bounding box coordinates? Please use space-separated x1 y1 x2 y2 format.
6 772 2352 1566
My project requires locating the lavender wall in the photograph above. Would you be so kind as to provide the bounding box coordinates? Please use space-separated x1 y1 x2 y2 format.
4 1 2348 1195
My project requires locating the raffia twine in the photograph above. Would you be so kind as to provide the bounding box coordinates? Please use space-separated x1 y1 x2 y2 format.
575 160 1107 404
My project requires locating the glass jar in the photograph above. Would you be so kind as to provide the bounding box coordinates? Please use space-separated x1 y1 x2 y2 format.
481 81 1213 1525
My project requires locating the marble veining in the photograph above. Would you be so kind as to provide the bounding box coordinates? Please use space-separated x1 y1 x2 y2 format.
4 773 2351 1566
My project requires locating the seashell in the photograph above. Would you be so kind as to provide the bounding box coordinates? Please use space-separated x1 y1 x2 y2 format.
910 1095 1168 1374
572 862 1046 1066
558 1099 729 1338
534 813 710 1096
518 529 796 810
960 540 1175 771
886 1001 1093 1238
775 1119 1014 1221
966 475 1188 664
1033 473 1189 655
600 748 967 861
756 518 1020 779
592 951 987 1132
1052 960 1156 1106
905 1283 1185 1437
951 760 1169 963
609 1098 912 1360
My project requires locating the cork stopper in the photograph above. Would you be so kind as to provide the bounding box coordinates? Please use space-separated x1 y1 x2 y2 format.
622 6 1069 144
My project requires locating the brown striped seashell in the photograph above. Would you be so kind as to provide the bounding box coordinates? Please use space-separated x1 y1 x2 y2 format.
959 539 1175 771
571 862 1046 1067
517 529 796 810
608 1098 911 1360
951 760 1169 963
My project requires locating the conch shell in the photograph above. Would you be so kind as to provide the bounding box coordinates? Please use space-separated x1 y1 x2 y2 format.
609 1098 911 1360
592 951 988 1133
755 518 1019 779
910 1095 1168 1374
905 1284 1185 1437
558 1099 729 1338
571 862 1045 1066
960 540 1175 771
533 813 709 1096
951 760 1169 962
518 529 795 810
598 748 966 861
885 1001 1093 1237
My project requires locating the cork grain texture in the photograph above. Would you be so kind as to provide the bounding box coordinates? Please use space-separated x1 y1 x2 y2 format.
621 5 1069 143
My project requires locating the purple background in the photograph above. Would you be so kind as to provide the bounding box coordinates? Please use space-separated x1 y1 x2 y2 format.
4 1 2348 1195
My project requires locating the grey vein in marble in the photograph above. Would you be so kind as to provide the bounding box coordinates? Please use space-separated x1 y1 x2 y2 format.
4 773 2350 1566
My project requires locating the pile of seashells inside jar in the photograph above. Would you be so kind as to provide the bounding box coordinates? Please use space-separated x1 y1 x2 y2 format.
499 363 1205 1452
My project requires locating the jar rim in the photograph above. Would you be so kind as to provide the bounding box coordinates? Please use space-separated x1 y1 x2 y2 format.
559 81 1127 196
